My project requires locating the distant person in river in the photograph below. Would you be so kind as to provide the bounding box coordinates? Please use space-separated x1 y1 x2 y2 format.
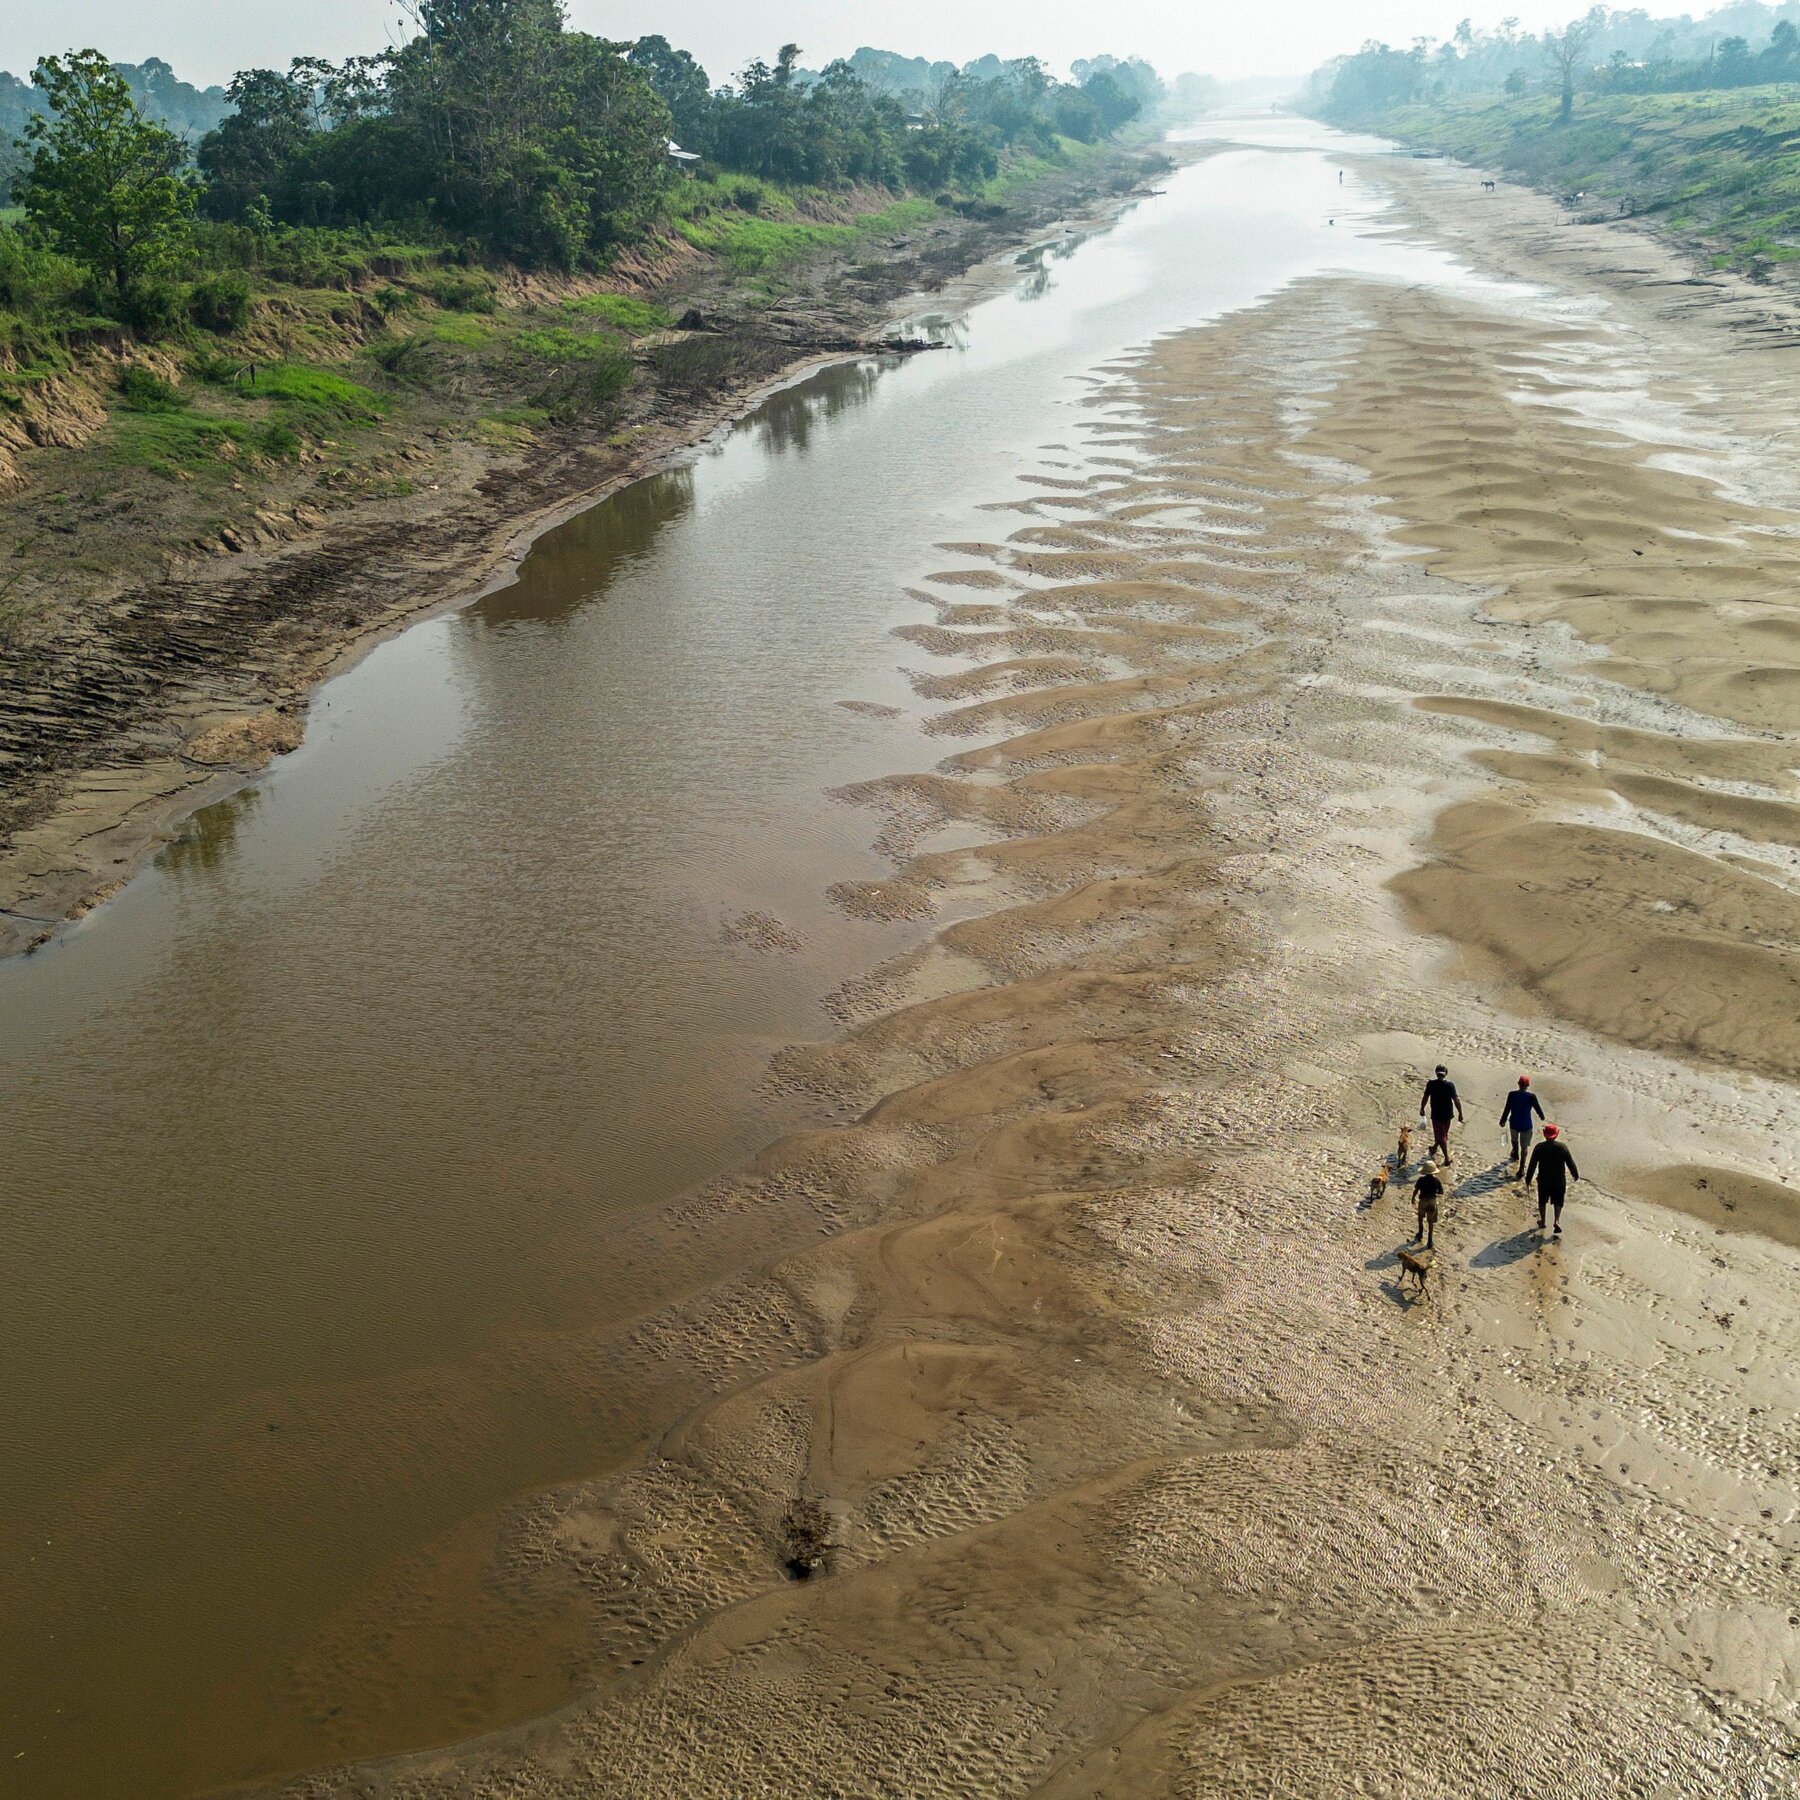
1499 1075 1545 1175
1412 1160 1443 1249
1419 1065 1463 1164
1525 1125 1580 1238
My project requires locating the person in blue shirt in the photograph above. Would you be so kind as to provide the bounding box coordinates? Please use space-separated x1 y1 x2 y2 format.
1499 1075 1545 1175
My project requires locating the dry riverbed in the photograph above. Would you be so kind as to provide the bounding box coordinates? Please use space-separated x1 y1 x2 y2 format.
241 151 1798 1795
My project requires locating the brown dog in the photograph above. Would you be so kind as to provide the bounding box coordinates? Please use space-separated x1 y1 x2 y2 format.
1396 1246 1434 1297
1395 1123 1412 1170
1367 1168 1389 1202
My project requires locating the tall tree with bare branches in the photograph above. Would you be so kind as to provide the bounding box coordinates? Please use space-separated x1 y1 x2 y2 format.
1543 19 1593 124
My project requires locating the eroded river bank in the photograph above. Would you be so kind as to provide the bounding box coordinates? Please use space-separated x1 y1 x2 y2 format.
2 119 1796 1797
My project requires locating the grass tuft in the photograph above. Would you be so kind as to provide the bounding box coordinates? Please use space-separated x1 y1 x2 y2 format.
560 292 672 333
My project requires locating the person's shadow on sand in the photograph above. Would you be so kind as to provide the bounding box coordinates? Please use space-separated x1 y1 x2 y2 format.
1472 1229 1541 1270
1454 1163 1516 1199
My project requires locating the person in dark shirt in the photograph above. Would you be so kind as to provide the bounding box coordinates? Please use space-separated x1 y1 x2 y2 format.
1524 1125 1580 1237
1419 1065 1463 1164
1499 1075 1546 1174
1412 1161 1444 1249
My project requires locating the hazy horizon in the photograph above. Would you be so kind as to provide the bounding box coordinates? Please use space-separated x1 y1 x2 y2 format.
1 1 1632 89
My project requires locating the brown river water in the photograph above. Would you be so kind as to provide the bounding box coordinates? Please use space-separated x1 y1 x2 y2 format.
0 120 1475 1796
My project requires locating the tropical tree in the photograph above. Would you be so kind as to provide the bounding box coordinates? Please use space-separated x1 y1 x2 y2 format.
1543 20 1594 123
197 66 316 219
18 49 195 313
627 34 711 146
382 0 669 262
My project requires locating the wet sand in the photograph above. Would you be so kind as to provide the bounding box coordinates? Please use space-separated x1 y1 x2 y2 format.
251 144 1798 1795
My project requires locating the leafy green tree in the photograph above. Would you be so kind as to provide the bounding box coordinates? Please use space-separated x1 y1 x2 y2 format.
1081 71 1141 134
627 35 711 146
19 49 195 314
383 1 668 264
1715 36 1756 85
197 67 316 220
1769 21 1800 78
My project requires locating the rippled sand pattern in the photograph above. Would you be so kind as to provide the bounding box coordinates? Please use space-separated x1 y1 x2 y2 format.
269 255 1797 1798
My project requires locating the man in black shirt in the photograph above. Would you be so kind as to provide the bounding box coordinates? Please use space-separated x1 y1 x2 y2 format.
1419 1065 1463 1164
1524 1125 1580 1237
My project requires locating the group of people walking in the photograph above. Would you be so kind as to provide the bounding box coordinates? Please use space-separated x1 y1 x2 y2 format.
1408 1065 1579 1249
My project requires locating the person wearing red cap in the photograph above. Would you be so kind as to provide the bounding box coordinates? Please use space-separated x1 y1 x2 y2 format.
1498 1075 1545 1176
1524 1125 1580 1237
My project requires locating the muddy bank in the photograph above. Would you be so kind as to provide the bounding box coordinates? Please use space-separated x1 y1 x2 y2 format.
248 151 1798 1798
0 145 1174 961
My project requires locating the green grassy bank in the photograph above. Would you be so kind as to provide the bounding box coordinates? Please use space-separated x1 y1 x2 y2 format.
1373 85 1800 271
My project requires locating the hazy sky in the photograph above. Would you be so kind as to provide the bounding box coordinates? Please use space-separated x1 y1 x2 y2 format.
0 1 1624 86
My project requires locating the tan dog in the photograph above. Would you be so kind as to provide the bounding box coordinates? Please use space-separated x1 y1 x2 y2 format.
1396 1123 1412 1170
1367 1167 1389 1202
1396 1246 1434 1296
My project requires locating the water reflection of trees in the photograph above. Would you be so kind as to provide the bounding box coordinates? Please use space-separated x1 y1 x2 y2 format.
465 356 889 631
473 467 697 630
750 358 884 458
159 785 263 877
1014 230 1089 303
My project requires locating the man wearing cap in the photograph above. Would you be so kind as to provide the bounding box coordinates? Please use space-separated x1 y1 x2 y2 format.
1499 1075 1545 1176
1524 1126 1580 1238
1419 1065 1463 1165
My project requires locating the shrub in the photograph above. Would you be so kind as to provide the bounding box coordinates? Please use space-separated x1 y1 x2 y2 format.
648 332 772 395
118 364 186 411
188 271 253 334
0 227 85 317
121 279 187 336
533 344 635 422
370 334 434 378
190 351 245 384
423 270 496 312
370 284 419 317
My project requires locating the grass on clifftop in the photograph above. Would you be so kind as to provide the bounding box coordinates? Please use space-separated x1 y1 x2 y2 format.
666 176 943 275
1375 85 1800 270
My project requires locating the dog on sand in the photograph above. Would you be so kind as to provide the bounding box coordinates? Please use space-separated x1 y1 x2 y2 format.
1396 1246 1434 1296
1395 1123 1412 1170
1367 1167 1389 1202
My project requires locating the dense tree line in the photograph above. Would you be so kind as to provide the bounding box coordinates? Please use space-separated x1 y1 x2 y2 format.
186 5 1161 251
196 0 669 266
3 0 1167 339
1313 3 1800 121
625 37 1154 190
